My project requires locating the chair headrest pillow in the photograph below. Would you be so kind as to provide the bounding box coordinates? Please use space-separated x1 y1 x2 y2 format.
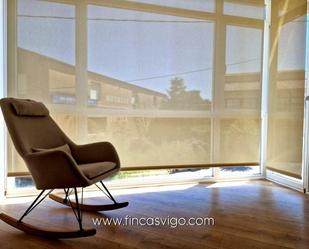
11 98 49 117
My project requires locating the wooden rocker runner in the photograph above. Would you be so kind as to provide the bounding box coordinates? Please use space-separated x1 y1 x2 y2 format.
0 98 128 239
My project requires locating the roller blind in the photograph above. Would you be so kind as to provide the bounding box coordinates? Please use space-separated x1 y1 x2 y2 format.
266 0 307 179
7 0 264 175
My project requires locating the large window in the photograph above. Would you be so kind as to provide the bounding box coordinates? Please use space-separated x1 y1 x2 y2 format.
7 0 265 187
87 5 214 167
267 0 307 179
8 0 76 174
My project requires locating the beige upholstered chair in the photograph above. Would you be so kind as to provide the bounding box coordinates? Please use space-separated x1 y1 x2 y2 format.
0 98 128 238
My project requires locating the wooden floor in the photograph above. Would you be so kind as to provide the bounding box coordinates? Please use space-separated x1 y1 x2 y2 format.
0 180 309 249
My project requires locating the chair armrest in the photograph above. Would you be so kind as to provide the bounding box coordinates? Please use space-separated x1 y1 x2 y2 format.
70 142 120 166
24 150 89 189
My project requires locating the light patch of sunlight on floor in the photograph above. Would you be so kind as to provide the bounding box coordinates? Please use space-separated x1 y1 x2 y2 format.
206 181 249 188
83 183 198 197
1 195 38 205
1 184 198 205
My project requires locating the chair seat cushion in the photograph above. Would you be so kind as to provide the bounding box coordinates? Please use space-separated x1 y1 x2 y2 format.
78 161 117 179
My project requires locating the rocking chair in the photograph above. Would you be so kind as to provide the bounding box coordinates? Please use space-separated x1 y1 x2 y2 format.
0 98 128 239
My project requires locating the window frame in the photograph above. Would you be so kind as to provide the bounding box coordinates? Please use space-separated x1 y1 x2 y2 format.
264 0 308 192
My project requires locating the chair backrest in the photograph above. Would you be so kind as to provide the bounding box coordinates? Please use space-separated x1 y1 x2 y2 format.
0 98 71 157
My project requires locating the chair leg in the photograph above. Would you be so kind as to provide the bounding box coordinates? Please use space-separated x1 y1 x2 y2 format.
19 187 86 231
63 188 71 203
49 183 129 212
18 189 54 223
73 187 83 231
96 181 117 204
65 187 85 231
0 187 96 238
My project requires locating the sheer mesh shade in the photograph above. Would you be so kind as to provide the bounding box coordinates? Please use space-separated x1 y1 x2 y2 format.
6 0 267 175
266 0 307 179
